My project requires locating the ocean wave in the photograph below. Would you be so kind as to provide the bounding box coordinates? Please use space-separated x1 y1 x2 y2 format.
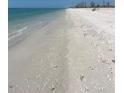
8 26 28 41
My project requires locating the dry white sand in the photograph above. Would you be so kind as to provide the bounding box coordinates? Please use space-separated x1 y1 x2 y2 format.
9 8 115 93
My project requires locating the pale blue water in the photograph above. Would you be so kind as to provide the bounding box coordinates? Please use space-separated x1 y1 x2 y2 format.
8 8 65 47
9 8 62 33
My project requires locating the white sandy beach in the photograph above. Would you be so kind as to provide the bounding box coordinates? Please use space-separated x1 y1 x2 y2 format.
9 8 115 93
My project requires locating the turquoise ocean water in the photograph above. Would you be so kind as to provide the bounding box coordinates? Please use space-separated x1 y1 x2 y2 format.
8 8 62 33
8 8 64 47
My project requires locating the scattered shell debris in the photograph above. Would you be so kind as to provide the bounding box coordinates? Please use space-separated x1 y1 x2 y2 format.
107 74 110 78
99 87 104 91
109 78 112 81
112 59 115 63
15 84 19 88
88 66 95 70
50 84 55 91
107 74 112 81
80 74 84 82
83 33 87 36
53 65 58 69
27 84 30 88
9 85 14 89
101 60 107 63
108 67 112 70
111 71 113 74
109 49 113 51
25 78 30 83
84 86 89 92
36 74 41 79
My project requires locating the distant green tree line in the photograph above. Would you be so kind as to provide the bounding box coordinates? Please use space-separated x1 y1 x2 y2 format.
72 0 115 8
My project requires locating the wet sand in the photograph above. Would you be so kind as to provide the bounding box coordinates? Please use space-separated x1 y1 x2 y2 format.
9 8 115 93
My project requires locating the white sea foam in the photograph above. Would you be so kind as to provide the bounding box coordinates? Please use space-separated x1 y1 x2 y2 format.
8 26 28 41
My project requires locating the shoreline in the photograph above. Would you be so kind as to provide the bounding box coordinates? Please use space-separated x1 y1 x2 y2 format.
9 8 115 93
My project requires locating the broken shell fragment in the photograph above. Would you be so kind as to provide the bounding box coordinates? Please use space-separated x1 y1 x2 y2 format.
80 75 84 82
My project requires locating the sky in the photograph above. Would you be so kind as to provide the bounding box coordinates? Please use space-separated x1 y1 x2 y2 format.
9 0 115 8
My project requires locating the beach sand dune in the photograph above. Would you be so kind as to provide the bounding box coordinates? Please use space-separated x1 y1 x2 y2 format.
9 8 115 93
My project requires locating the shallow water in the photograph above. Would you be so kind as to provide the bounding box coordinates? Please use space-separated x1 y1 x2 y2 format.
8 8 65 47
